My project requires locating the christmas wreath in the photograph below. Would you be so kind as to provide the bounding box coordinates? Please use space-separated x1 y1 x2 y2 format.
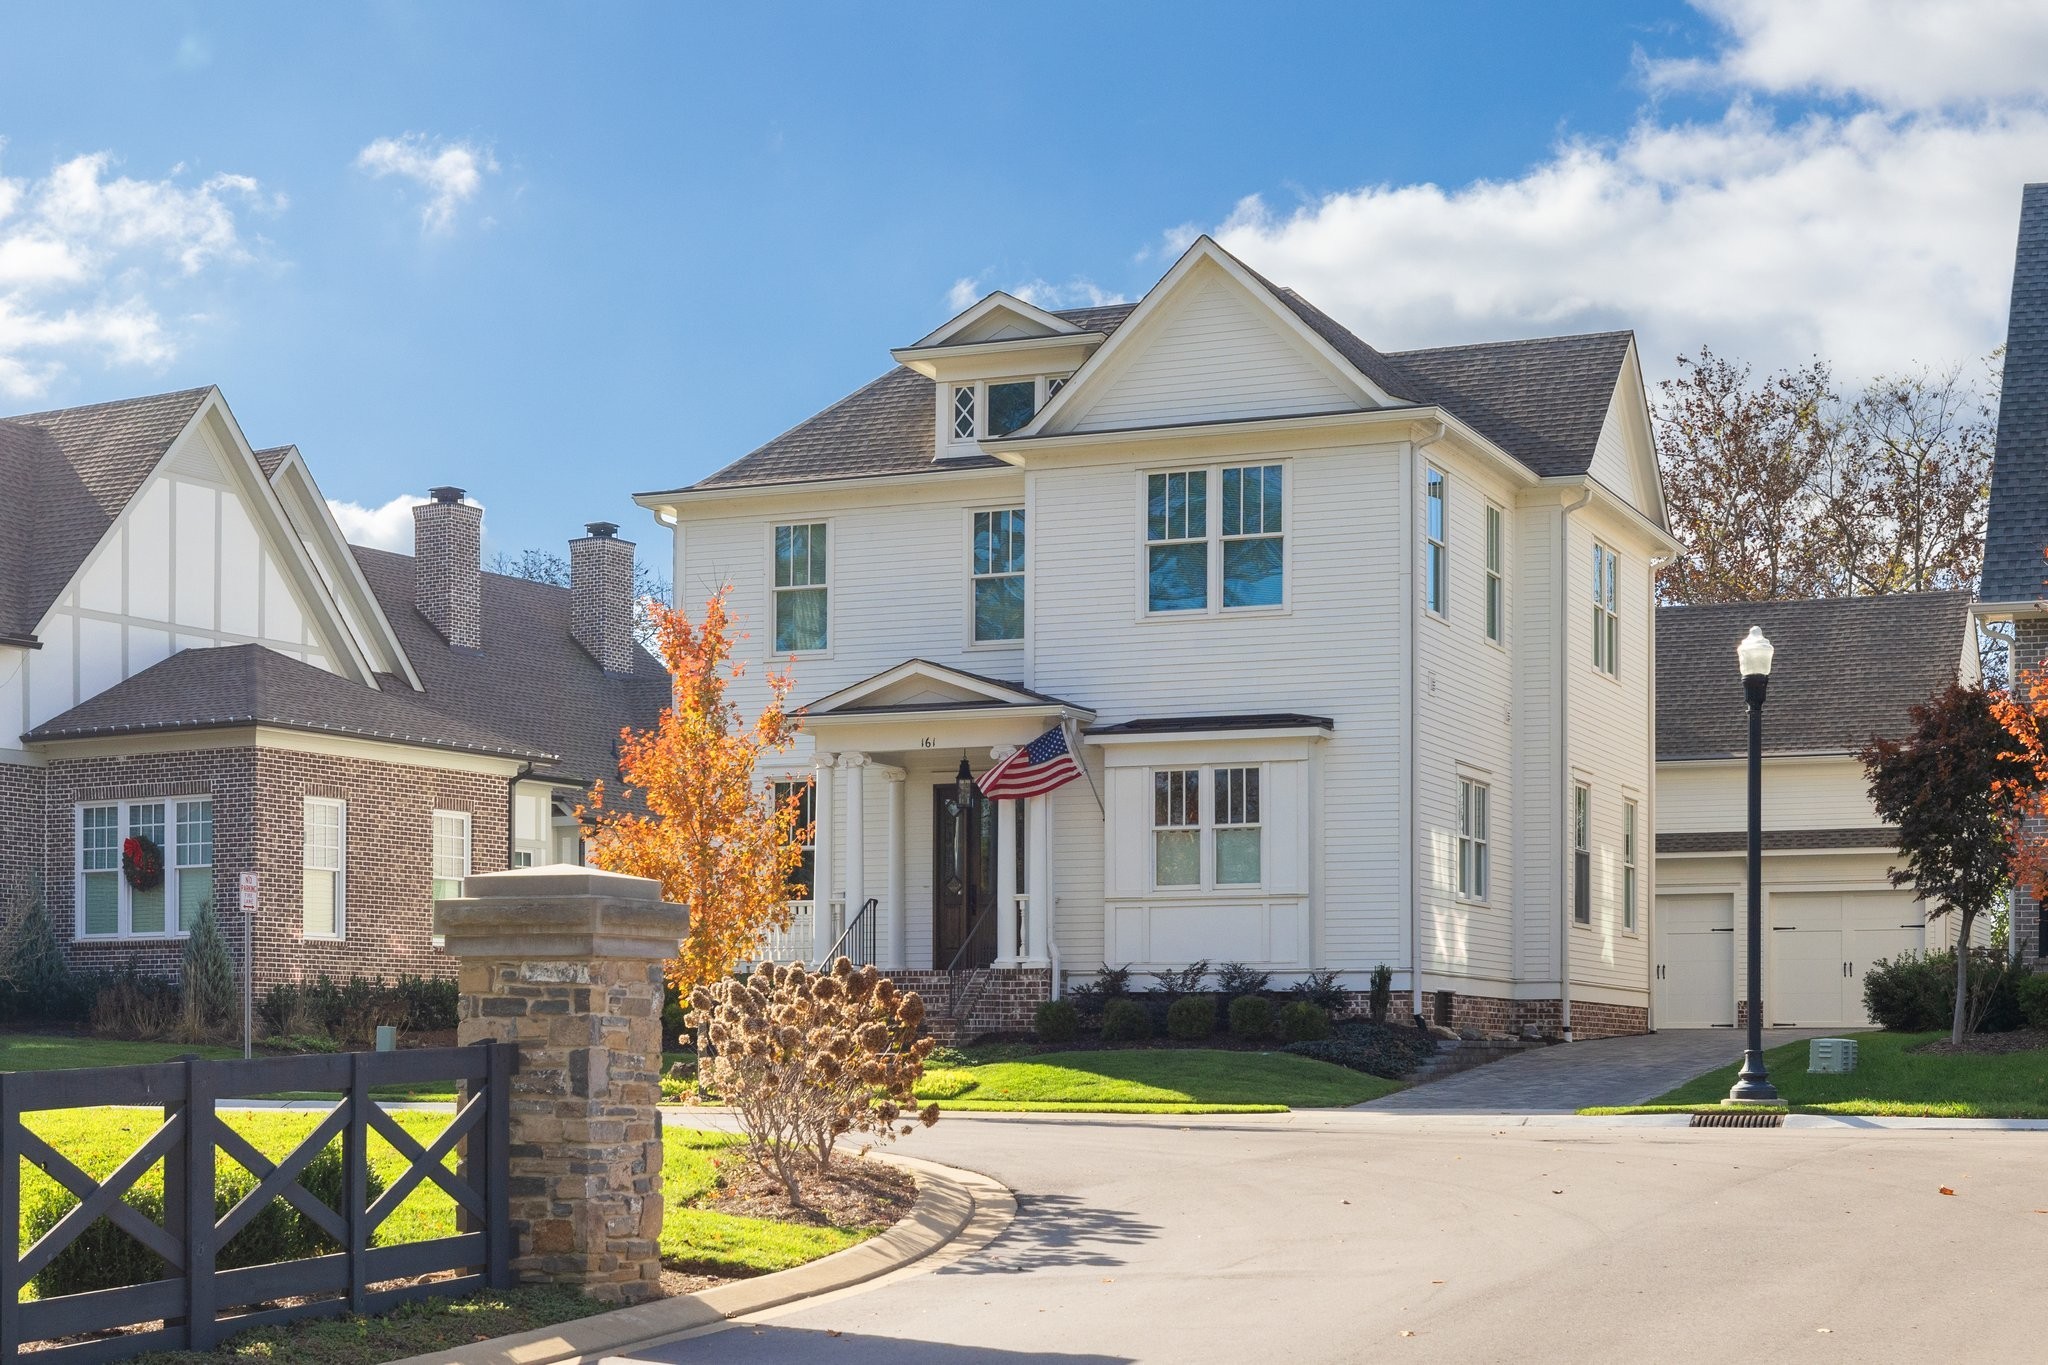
121 834 164 892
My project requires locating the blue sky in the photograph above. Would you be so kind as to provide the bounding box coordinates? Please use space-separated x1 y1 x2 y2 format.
3 1 2046 559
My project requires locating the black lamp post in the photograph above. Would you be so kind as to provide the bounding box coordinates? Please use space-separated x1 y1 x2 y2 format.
1726 625 1781 1105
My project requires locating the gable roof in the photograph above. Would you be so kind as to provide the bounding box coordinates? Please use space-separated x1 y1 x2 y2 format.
350 546 672 786
1984 182 2048 604
0 387 213 642
24 643 550 760
1656 592 1972 760
805 658 1085 716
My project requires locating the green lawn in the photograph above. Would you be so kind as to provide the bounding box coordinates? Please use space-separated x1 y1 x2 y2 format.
913 1048 1398 1112
1583 1031 2048 1118
0 1033 247 1071
659 1129 880 1275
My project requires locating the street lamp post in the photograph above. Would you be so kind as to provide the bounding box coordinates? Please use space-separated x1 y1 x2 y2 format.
1727 625 1781 1105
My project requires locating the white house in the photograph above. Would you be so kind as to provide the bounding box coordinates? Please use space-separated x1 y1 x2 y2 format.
637 237 1673 1039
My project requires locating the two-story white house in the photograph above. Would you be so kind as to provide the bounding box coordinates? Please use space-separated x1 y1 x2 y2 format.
637 237 1674 1039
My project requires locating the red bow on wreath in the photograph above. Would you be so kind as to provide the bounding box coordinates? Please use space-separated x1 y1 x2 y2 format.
122 835 164 892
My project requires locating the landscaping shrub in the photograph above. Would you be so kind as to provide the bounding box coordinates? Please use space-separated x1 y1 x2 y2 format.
1149 960 1211 994
1065 964 1133 1017
1863 948 2024 1034
1165 993 1216 1040
23 1137 382 1299
1100 998 1151 1043
1369 964 1394 1025
687 958 937 1201
1215 962 1270 996
1228 993 1273 1039
1277 1000 1331 1043
393 974 459 1033
1034 998 1081 1044
1290 969 1349 1015
91 968 180 1040
1 875 82 1022
180 908 239 1040
1284 1020 1439 1080
2019 971 2048 1030
256 974 453 1045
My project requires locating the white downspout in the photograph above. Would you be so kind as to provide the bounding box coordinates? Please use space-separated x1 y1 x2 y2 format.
1558 487 1593 1041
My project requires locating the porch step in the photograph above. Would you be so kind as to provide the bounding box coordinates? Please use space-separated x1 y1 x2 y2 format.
1405 1037 1556 1084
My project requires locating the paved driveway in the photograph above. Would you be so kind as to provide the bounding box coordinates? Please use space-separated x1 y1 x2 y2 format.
1359 1027 1837 1113
615 1109 2044 1365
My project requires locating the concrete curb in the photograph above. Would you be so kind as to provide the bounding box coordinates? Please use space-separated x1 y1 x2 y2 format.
384 1151 1013 1365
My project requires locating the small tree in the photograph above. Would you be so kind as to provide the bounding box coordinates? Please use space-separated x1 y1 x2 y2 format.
687 959 937 1202
0 875 72 1021
582 588 809 996
1863 684 2035 1044
179 907 238 1039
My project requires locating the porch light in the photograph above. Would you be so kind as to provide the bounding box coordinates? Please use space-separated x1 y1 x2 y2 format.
956 757 974 804
1736 625 1774 678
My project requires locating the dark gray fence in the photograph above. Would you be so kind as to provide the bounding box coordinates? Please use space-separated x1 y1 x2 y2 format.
1 1042 513 1362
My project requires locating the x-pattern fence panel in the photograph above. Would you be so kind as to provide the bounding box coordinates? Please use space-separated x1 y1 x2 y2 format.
0 1042 513 1362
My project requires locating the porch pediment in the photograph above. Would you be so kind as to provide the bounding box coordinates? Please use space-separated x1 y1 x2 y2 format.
803 660 1093 756
805 659 1088 718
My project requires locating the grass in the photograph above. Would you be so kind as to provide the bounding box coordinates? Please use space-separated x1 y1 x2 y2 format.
133 1285 605 1364
0 1031 457 1101
912 1047 1398 1111
658 1129 879 1275
1581 1031 2048 1118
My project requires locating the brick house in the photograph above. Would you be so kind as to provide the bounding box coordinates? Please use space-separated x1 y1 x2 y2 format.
0 387 668 992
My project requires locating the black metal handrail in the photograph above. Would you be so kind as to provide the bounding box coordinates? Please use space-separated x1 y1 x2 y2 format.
823 897 879 966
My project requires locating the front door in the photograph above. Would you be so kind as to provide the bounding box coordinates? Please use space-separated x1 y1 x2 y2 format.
933 784 998 970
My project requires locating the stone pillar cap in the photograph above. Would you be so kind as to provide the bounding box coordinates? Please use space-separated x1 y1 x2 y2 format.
435 863 686 961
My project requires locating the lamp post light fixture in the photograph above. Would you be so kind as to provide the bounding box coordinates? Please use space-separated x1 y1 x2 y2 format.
1726 625 1781 1105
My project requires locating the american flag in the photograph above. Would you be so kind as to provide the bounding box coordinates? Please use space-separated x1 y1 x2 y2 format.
976 724 1084 800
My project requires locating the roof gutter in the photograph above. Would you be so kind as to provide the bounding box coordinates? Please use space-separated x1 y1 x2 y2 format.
0 634 40 650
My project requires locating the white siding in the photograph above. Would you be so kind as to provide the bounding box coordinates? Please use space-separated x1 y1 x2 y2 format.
1585 384 1643 510
1062 267 1360 432
1511 501 1560 986
1658 757 1883 832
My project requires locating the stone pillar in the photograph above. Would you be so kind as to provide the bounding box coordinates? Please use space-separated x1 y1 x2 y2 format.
437 866 686 1305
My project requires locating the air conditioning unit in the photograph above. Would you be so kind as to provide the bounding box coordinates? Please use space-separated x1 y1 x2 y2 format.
1808 1037 1858 1074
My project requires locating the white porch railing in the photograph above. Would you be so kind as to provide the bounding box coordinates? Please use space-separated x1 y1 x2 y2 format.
754 900 816 964
1014 892 1032 961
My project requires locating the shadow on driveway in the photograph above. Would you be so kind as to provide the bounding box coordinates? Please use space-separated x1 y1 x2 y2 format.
621 1325 1133 1363
945 1192 1159 1276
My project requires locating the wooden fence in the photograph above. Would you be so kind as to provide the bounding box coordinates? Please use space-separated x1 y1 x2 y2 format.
0 1042 513 1362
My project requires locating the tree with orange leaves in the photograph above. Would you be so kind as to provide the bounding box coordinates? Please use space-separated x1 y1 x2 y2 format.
581 587 809 994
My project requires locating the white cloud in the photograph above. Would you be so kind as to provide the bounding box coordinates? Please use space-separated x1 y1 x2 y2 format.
1193 1 2048 389
354 134 496 235
0 147 274 400
945 273 1128 315
326 494 420 551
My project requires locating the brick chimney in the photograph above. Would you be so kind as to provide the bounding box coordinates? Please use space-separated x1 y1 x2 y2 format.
413 487 483 650
571 521 637 674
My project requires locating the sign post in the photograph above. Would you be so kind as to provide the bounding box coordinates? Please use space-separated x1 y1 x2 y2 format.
238 871 259 1060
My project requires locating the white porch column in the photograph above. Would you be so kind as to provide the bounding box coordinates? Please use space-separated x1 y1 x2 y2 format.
840 753 868 962
993 746 1020 966
1024 792 1052 967
883 767 906 969
811 752 836 966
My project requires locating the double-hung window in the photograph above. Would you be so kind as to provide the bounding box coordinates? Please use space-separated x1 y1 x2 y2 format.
431 810 471 903
77 798 214 939
1458 779 1489 900
772 779 816 899
87 801 210 938
1425 467 1447 617
1152 767 1262 889
1145 464 1286 614
303 798 346 939
1592 543 1619 675
773 522 829 653
1484 504 1504 644
1622 799 1639 931
1572 784 1591 925
971 508 1025 643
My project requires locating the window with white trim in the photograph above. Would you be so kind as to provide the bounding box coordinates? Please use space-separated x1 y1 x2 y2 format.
1220 465 1284 607
1622 798 1638 931
1485 503 1504 644
773 779 815 899
431 810 471 903
773 522 828 653
77 798 214 939
1457 778 1489 900
1153 769 1201 887
952 385 976 439
986 380 1035 437
1046 374 1070 398
1214 767 1262 886
1572 784 1591 925
1592 542 1619 675
1152 767 1263 889
303 798 346 939
971 508 1025 643
1145 471 1208 613
1144 464 1286 615
1425 467 1447 617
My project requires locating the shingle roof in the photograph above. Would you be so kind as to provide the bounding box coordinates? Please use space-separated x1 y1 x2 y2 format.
1657 828 1900 854
351 547 672 786
1656 592 1972 759
1983 183 2048 603
253 445 294 478
1383 331 1636 481
0 388 213 641
24 643 550 759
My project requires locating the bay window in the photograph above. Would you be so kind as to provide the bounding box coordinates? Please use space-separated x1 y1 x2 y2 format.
76 798 214 939
1151 766 1263 889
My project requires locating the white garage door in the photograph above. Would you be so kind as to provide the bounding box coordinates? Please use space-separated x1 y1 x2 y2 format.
1656 893 1734 1027
1770 890 1925 1027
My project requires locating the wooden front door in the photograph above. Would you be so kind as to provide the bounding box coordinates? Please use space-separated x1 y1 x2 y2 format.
933 783 998 970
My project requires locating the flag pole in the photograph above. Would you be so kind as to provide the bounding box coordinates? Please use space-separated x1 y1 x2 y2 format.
1063 715 1104 814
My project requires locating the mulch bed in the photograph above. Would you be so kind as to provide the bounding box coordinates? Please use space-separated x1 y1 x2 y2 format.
1914 1028 2048 1056
700 1152 918 1229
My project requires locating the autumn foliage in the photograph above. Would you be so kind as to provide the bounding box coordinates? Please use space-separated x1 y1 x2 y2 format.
1988 665 2048 907
581 588 809 993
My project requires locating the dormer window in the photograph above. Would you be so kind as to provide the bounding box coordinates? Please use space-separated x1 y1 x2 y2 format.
987 381 1036 436
943 376 1064 448
952 386 977 439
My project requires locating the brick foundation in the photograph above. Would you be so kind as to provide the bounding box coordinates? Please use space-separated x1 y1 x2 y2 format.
1562 1000 1651 1039
1333 991 1646 1040
890 966 1052 1041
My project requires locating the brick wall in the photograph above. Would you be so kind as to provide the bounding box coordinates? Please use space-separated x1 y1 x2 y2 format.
35 742 508 992
890 967 1051 1041
0 761 45 910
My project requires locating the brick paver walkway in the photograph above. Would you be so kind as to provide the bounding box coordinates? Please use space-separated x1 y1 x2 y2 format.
1359 1027 1840 1113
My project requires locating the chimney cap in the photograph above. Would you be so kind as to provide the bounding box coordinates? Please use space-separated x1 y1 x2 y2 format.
428 486 466 505
583 521 620 539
